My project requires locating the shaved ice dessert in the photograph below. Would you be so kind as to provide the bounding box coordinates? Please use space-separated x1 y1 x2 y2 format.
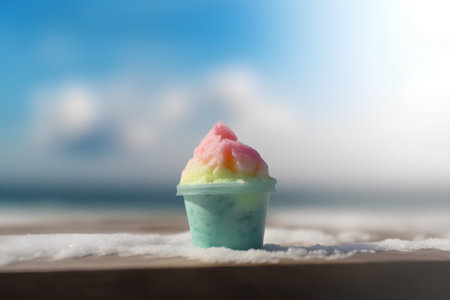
177 121 276 250
179 121 275 185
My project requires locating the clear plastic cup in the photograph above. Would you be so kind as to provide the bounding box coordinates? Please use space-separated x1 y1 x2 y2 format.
176 181 276 250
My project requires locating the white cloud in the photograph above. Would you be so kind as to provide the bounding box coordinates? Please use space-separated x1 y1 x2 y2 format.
27 66 302 184
26 62 450 188
32 83 100 145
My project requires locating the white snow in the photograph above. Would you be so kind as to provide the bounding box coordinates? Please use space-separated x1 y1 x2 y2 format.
3 209 450 266
0 230 370 265
2 228 450 266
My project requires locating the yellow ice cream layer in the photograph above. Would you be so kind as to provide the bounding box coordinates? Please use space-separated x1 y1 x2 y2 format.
179 161 274 185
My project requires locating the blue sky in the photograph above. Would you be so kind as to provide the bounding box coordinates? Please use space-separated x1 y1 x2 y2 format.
0 0 401 121
0 0 344 128
0 1 256 123
1 0 449 189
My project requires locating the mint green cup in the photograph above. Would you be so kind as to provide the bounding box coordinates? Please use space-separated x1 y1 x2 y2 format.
176 181 275 250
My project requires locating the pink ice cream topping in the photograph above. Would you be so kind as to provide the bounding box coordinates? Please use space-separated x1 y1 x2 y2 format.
180 121 273 184
196 121 269 176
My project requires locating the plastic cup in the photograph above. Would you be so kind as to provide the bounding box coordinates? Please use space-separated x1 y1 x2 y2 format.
176 181 275 250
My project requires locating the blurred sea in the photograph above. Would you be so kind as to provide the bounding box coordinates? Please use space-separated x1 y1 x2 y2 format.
1 185 450 213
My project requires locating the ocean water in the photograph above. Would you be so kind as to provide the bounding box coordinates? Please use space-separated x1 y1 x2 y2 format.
0 185 185 212
1 185 449 212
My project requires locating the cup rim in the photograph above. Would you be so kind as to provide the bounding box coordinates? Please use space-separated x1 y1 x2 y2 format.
176 180 276 196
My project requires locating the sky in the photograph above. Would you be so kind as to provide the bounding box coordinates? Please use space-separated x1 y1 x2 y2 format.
0 0 449 190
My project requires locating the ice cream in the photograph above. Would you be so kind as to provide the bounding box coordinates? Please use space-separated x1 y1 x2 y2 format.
177 121 276 250
179 121 276 185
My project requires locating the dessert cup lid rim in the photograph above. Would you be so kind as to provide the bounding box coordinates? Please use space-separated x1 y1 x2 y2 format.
176 180 276 196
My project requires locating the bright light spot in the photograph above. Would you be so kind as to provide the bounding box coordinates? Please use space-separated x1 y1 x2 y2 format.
402 0 450 42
